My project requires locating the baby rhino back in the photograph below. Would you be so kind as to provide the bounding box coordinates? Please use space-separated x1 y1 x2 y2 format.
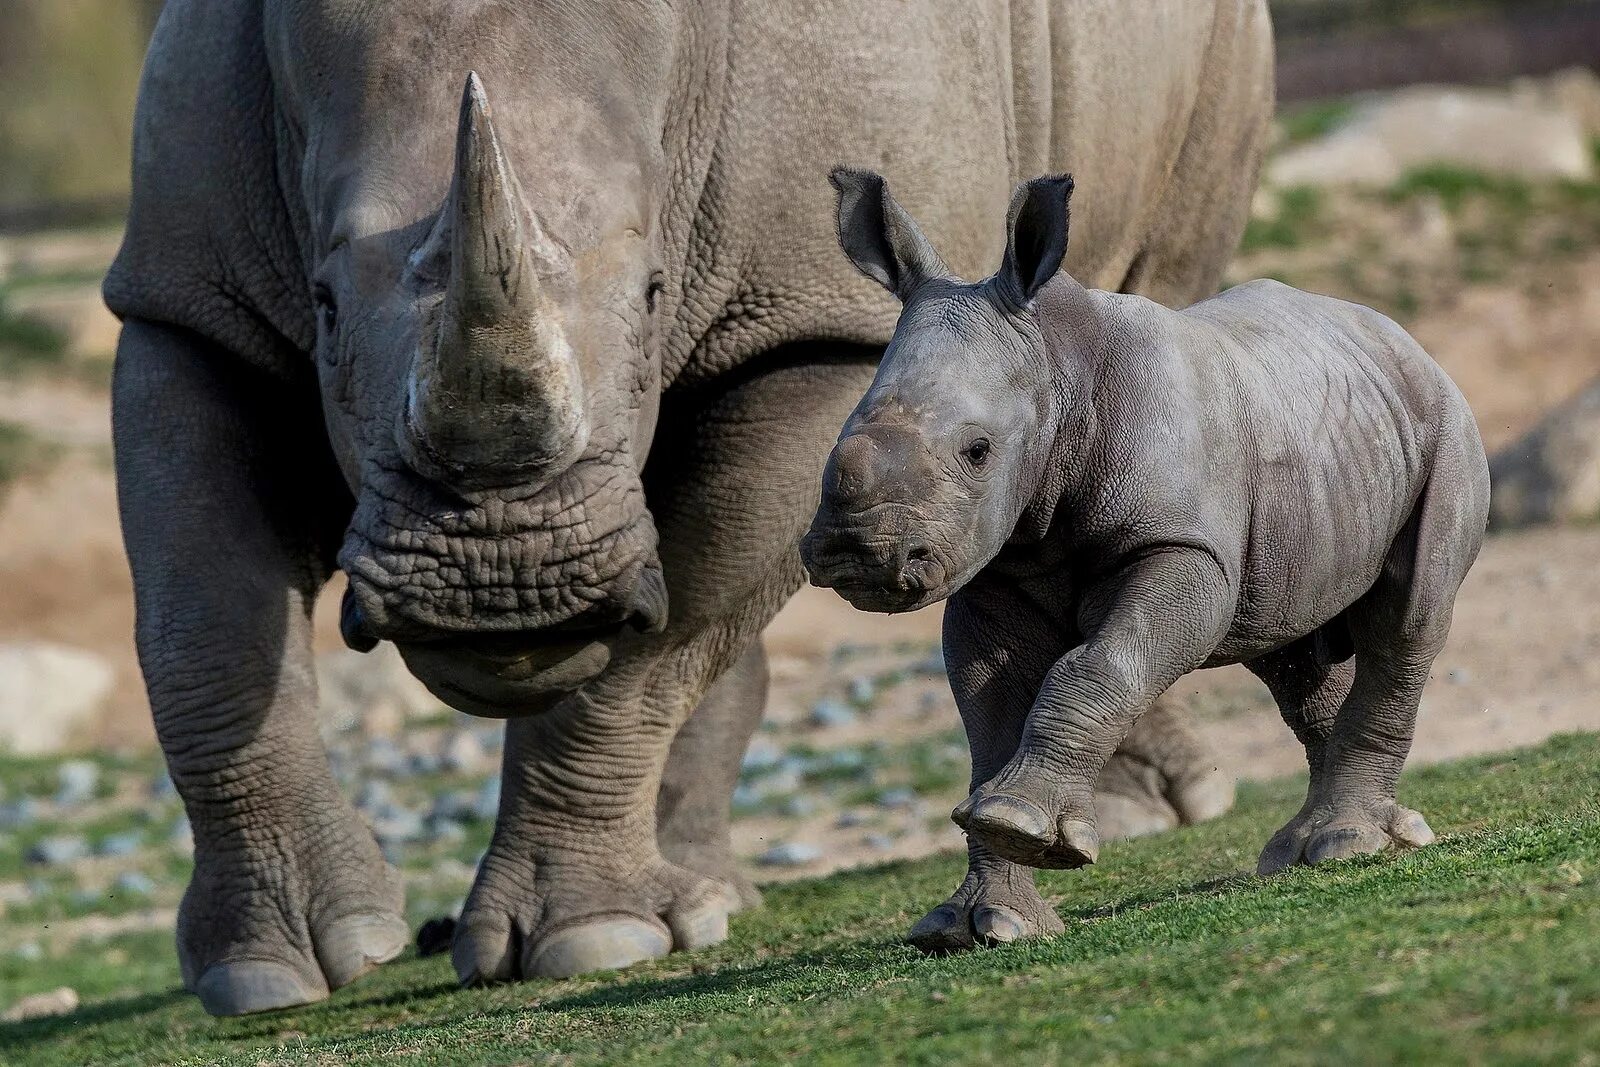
1192 281 1472 658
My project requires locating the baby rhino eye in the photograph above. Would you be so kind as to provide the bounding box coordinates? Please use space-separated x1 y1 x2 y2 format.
964 438 991 467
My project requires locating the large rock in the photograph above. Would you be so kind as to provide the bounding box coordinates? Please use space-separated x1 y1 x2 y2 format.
1490 376 1600 529
1271 85 1595 188
1512 66 1600 140
0 643 113 754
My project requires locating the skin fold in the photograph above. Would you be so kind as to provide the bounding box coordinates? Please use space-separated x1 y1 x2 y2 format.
105 0 1272 1013
803 171 1491 951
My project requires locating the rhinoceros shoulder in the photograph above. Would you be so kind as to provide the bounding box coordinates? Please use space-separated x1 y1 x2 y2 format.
104 0 309 379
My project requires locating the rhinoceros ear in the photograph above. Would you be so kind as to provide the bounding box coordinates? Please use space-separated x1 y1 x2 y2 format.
1000 174 1074 304
830 167 948 301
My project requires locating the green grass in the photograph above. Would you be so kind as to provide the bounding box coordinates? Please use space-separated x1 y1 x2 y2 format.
3 734 1597 1065
1278 99 1357 146
0 421 52 492
1240 186 1327 253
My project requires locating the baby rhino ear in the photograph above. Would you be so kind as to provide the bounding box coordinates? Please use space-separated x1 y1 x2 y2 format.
830 167 949 302
1001 174 1074 304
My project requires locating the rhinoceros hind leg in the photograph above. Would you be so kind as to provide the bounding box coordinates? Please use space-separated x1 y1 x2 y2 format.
1093 697 1234 842
656 643 769 913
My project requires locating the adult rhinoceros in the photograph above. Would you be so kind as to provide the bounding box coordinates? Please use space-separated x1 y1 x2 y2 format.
106 0 1272 1016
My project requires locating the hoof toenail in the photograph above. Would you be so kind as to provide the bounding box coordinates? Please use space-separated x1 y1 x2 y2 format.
1057 818 1101 865
195 960 326 1017
973 905 1027 944
967 794 1055 844
526 918 672 979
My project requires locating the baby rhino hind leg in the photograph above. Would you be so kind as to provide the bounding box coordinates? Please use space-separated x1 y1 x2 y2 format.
1257 449 1487 872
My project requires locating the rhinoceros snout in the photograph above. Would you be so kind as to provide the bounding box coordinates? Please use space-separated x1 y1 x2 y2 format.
800 521 941 612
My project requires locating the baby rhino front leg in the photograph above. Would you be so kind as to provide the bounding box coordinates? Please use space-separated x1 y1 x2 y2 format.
957 552 1232 869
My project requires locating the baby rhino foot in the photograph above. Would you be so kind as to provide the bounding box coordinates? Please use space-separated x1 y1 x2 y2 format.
1258 798 1434 875
181 807 407 1017
952 791 1100 870
906 866 1065 954
453 849 731 984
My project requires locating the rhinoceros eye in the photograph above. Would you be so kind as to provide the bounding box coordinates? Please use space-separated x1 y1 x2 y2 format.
313 283 338 337
964 438 991 468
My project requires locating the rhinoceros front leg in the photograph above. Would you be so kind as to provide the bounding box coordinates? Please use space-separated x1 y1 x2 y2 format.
451 351 878 984
908 580 1068 953
114 320 406 1016
955 551 1233 869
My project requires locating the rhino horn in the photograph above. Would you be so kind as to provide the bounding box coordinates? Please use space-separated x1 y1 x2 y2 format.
405 72 588 486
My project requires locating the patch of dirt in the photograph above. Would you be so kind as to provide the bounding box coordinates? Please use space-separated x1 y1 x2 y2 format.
1411 267 1600 451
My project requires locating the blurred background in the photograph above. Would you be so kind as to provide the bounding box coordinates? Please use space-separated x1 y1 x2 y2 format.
0 0 1596 969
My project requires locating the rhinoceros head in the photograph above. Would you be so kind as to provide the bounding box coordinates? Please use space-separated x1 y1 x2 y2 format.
802 169 1075 612
286 5 677 714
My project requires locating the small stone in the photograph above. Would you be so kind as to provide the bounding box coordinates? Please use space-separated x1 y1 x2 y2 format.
918 692 944 717
407 752 443 776
440 730 485 774
54 760 100 808
432 789 478 822
808 699 857 729
473 779 501 821
848 676 876 705
26 835 89 866
112 871 156 897
865 832 897 852
168 816 193 855
747 766 802 801
0 798 39 830
913 648 946 676
148 772 177 801
1 986 78 1023
426 816 467 844
416 916 457 957
95 831 143 858
364 737 407 777
12 941 42 962
356 779 395 814
835 809 867 829
757 841 822 867
877 787 917 810
781 794 818 818
370 804 425 847
1447 668 1471 686
823 748 866 772
741 739 782 773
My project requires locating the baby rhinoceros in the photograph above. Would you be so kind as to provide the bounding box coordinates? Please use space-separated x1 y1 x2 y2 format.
802 169 1490 953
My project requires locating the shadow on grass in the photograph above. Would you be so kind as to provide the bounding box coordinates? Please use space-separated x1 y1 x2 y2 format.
1059 872 1254 922
2 987 187 1044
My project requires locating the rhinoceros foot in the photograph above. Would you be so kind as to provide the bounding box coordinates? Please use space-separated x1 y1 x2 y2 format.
1094 748 1237 842
906 862 1065 955
952 790 1101 871
1258 796 1435 875
180 810 407 1017
451 851 731 985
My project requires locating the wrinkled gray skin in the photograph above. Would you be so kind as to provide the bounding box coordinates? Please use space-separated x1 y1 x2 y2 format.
803 171 1491 953
105 0 1272 1014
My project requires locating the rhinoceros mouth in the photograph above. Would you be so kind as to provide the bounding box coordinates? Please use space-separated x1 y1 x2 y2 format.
396 627 622 717
337 450 662 642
